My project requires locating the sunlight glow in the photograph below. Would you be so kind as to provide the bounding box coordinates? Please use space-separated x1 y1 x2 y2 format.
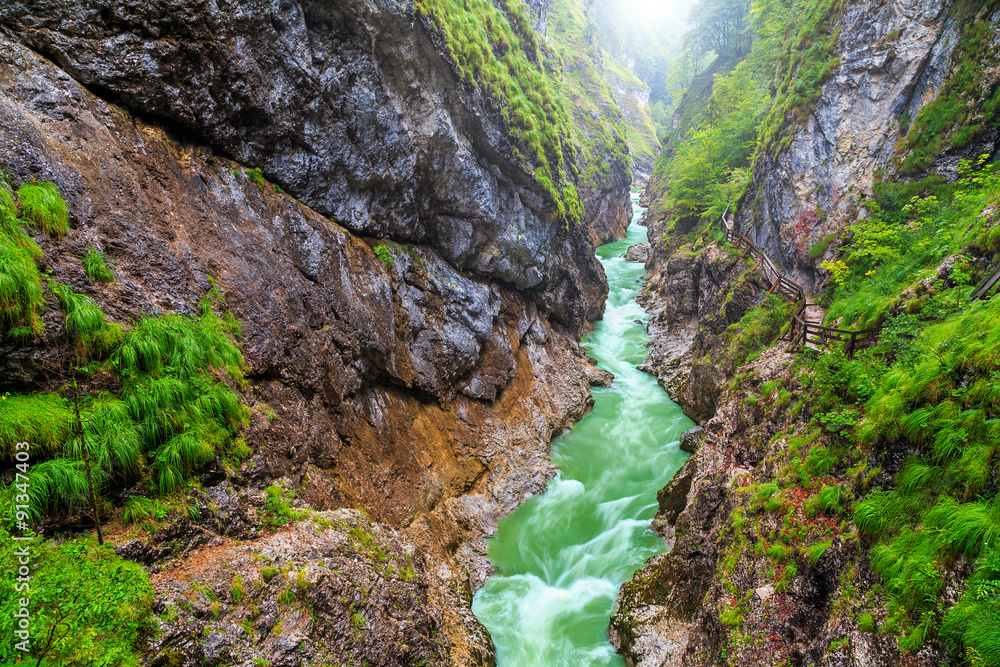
614 0 695 26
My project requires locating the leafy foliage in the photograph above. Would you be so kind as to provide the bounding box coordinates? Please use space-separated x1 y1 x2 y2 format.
0 528 154 667
825 156 1000 329
685 0 753 61
373 244 393 268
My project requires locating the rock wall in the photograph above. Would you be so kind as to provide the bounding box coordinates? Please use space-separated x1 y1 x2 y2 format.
615 1 1000 665
546 0 634 246
603 58 660 188
737 0 1000 291
0 0 629 659
2 0 610 329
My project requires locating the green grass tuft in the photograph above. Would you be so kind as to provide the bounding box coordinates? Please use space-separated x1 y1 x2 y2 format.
50 282 123 358
83 247 115 283
17 181 69 238
0 393 71 460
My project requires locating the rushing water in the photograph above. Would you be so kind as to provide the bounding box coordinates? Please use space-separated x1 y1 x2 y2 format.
471 193 694 666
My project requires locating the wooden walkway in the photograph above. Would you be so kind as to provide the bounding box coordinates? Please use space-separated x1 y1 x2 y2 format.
721 205 1000 355
721 207 881 354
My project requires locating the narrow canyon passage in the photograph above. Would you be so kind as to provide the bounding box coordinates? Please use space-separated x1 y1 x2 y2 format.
472 193 694 665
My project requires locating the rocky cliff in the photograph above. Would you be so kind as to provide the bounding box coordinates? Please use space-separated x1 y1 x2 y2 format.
603 54 661 188
737 0 1000 291
547 0 634 245
0 0 632 663
614 0 1000 665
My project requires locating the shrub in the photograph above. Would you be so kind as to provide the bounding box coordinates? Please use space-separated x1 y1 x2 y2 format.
246 167 266 191
0 530 154 667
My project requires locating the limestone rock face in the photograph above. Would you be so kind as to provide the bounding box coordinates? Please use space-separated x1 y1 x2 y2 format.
1 0 609 329
0 6 614 660
737 0 1000 291
140 510 473 667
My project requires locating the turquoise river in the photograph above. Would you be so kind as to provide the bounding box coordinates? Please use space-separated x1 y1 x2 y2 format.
471 193 694 665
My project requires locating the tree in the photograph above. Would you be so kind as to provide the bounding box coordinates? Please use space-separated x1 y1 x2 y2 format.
685 0 752 61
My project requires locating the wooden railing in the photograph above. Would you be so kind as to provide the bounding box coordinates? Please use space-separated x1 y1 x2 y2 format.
784 303 881 353
970 263 1000 301
722 208 804 303
721 208 880 355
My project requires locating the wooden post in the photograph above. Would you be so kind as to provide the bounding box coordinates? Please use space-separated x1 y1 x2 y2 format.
72 379 103 546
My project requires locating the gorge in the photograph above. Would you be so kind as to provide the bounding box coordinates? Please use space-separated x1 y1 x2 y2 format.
1 0 999 666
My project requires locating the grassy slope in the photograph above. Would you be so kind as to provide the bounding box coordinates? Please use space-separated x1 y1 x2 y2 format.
545 0 632 191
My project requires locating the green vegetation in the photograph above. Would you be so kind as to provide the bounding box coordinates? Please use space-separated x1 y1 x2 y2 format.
231 573 247 604
852 295 1000 657
415 0 583 221
0 281 246 520
0 529 154 667
0 393 72 459
372 243 394 269
544 0 631 191
17 181 69 238
824 157 999 329
0 182 45 335
711 159 1000 658
898 10 1000 175
51 282 124 358
723 293 795 369
84 247 115 283
246 167 266 191
753 0 843 156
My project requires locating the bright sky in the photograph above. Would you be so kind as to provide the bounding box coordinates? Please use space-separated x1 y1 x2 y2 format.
615 0 695 26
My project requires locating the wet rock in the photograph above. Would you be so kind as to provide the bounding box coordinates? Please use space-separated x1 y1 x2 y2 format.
625 242 650 263
585 364 615 387
735 1 1000 290
678 425 705 454
0 0 612 326
144 511 463 667
654 454 696 528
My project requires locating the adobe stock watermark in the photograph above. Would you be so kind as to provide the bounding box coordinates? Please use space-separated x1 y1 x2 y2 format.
11 441 32 655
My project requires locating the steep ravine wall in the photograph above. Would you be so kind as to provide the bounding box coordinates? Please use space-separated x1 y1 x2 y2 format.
614 1 1000 665
0 0 631 662
737 0 1000 292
